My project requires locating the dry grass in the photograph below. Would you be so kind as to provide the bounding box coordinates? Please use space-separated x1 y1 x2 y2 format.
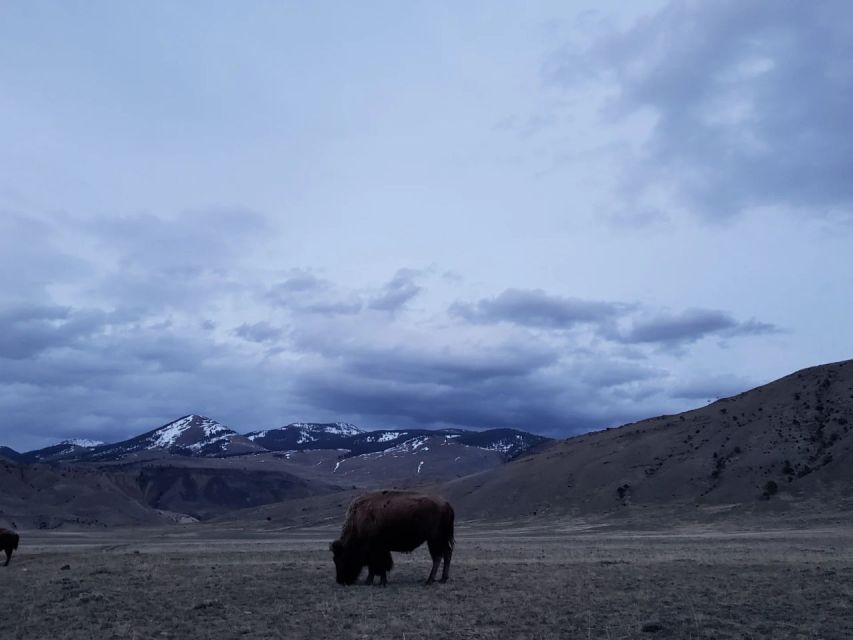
1 523 852 639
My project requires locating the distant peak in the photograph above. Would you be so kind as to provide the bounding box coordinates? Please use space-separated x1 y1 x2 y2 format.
60 438 104 448
287 422 363 435
171 414 213 424
150 415 233 449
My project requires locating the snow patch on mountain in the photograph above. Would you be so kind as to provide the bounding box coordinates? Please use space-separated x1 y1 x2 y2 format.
289 422 362 437
366 431 402 443
61 438 104 448
477 435 530 455
386 436 430 454
147 415 234 452
327 422 362 436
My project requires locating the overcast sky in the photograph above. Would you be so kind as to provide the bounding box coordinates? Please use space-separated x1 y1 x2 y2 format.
2 1 852 450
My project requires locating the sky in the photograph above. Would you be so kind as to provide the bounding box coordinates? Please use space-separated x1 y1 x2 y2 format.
1 1 852 450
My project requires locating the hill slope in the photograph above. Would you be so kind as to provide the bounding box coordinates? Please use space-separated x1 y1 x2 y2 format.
0 446 24 463
0 459 176 529
445 359 853 519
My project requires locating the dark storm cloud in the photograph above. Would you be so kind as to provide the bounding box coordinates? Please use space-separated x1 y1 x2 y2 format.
292 368 603 434
0 314 225 388
288 314 560 386
341 341 558 387
450 288 629 328
286 316 674 435
0 308 277 448
368 269 423 312
608 308 779 347
548 0 853 220
233 321 283 344
0 304 121 360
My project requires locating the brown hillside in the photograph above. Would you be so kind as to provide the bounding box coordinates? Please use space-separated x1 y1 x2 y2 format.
443 359 853 520
0 459 170 529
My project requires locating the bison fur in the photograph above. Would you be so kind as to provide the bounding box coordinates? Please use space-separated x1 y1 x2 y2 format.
330 490 454 586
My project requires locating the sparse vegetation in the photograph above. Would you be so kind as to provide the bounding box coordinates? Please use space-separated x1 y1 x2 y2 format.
2 525 852 640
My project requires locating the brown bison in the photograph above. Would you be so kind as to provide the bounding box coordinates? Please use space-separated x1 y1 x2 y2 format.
0 528 19 566
330 490 454 586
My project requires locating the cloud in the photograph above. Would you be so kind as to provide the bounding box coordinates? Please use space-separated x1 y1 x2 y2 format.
291 370 581 432
0 304 118 360
81 208 271 314
87 207 270 269
282 305 680 435
368 269 423 312
0 213 91 304
233 321 283 344
606 308 779 347
342 340 558 387
548 0 853 221
266 269 363 316
0 247 780 450
288 348 674 436
450 288 629 328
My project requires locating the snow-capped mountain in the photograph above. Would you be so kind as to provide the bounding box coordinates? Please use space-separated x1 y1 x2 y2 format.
345 428 547 460
246 422 363 451
21 438 105 463
71 415 265 461
247 425 546 460
63 438 104 448
3 415 551 523
14 417 549 465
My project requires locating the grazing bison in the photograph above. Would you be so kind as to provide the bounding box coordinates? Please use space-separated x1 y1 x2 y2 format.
330 490 454 586
0 528 19 566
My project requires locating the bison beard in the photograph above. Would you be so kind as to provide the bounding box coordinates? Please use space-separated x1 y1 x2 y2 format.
0 528 19 567
330 490 455 586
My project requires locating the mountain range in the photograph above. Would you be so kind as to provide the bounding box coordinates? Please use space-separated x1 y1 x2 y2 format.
0 417 549 528
10 416 548 464
3 358 853 530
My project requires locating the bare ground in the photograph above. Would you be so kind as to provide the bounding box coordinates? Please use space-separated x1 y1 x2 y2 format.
1 522 852 639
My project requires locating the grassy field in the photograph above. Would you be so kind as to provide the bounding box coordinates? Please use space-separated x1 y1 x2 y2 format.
1 522 851 639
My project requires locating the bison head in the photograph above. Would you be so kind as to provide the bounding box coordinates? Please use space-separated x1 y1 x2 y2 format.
329 539 364 585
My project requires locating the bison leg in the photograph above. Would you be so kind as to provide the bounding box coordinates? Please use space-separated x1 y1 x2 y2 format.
425 557 441 585
378 571 387 587
439 547 452 583
425 540 444 585
3 549 11 567
364 571 375 586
